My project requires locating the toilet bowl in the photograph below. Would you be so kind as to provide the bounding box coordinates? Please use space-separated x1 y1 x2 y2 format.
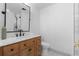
41 42 50 56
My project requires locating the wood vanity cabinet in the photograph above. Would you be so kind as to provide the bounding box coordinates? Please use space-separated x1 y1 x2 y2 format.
3 43 19 56
33 37 42 56
19 36 42 56
19 38 35 56
0 47 2 56
0 36 42 56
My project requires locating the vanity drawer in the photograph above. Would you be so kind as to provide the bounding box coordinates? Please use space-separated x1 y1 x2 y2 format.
20 39 34 50
20 48 29 56
3 43 19 56
20 47 35 56
27 47 35 56
20 41 28 50
27 39 35 46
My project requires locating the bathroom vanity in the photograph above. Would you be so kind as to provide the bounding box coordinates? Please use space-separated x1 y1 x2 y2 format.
0 34 42 56
0 3 42 56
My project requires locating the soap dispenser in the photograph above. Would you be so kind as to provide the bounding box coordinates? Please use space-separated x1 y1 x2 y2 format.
1 26 7 40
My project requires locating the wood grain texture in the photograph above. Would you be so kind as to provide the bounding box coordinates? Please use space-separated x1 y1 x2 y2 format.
0 36 41 56
0 47 3 56
3 43 19 56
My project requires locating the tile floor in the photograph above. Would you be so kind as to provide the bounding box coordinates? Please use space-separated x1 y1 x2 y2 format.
42 48 70 56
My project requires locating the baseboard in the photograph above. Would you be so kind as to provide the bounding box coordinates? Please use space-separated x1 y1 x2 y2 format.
48 47 71 56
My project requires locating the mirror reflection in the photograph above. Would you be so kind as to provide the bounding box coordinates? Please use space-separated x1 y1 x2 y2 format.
6 3 30 32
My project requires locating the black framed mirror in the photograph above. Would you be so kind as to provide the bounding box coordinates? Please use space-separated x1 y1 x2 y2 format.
5 3 30 33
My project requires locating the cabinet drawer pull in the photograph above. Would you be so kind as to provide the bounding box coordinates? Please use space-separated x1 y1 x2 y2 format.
28 48 32 51
24 44 26 46
10 49 14 51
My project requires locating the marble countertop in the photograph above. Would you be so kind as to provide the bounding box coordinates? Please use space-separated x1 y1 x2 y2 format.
0 33 40 47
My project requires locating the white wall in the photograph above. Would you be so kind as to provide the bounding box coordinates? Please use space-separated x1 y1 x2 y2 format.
40 3 74 55
29 4 40 34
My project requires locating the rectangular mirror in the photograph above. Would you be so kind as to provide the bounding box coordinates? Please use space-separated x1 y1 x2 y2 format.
6 3 30 33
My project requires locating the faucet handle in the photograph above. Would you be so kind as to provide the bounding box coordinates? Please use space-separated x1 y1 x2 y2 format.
23 33 25 36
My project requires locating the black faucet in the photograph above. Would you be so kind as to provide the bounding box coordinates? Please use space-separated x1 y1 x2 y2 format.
19 29 22 36
16 29 25 37
19 29 24 36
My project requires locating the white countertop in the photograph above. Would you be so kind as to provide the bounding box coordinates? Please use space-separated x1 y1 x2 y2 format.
0 34 40 47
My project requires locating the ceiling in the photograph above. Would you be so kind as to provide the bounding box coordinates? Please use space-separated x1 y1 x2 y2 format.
27 3 53 10
7 3 29 14
33 3 53 9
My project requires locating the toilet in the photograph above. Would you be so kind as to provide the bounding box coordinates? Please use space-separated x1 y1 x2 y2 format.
41 42 50 56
